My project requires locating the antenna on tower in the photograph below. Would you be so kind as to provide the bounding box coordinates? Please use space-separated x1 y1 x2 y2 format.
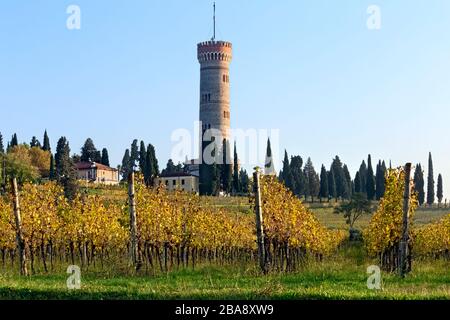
212 2 216 41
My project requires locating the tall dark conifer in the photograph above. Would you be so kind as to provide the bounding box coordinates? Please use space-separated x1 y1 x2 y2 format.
221 139 232 193
232 142 240 193
281 150 294 191
437 174 443 207
427 152 435 205
354 171 361 193
413 163 425 206
319 165 329 202
0 132 4 153
366 155 375 200
327 170 337 201
101 148 110 167
42 130 51 152
139 141 146 173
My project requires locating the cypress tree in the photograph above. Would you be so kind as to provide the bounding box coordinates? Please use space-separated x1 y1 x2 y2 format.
55 137 77 199
0 132 4 153
319 164 329 202
343 164 352 199
221 139 232 193
354 171 361 193
331 156 348 199
120 149 131 180
304 157 319 202
375 161 382 200
366 155 375 200
101 148 110 167
414 163 425 206
42 130 51 152
239 168 249 194
139 141 146 173
130 139 139 170
437 174 443 207
147 144 159 176
49 154 55 180
10 134 18 148
232 142 240 194
281 150 294 191
327 170 337 202
290 155 305 198
359 160 367 194
427 152 435 206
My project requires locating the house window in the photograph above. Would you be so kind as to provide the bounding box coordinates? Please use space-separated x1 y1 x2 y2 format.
181 179 185 185
173 180 176 186
165 180 168 186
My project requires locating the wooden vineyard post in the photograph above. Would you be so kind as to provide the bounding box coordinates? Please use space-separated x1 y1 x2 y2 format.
128 171 141 271
253 167 267 274
399 163 412 277
11 177 28 276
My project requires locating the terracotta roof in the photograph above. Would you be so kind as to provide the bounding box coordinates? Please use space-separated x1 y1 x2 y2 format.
75 162 117 172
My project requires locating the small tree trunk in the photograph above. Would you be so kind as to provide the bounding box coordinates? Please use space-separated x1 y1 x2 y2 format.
253 167 267 273
399 163 412 277
128 172 141 271
11 178 28 276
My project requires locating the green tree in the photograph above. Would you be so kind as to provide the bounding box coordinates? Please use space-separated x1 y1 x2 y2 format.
281 150 294 191
334 193 372 239
375 160 386 200
221 139 232 193
55 137 77 199
130 139 139 170
239 168 249 194
366 155 375 201
42 130 51 152
101 148 110 167
10 133 18 148
331 156 348 199
5 145 39 183
304 157 319 202
80 138 98 162
49 154 55 180
319 164 329 202
0 132 4 153
232 142 240 193
328 170 337 202
343 164 352 199
358 160 367 194
120 149 131 180
139 141 146 173
290 155 305 198
147 144 159 177
30 136 41 148
354 171 361 193
413 163 425 206
427 152 435 206
437 174 443 207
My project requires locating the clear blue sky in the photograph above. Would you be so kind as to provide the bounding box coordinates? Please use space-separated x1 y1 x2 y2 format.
1 1 449 199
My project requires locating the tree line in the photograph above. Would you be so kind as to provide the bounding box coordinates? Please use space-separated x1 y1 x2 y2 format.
276 146 444 206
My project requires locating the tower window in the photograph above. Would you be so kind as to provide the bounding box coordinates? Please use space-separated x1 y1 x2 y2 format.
224 111 230 119
208 94 211 102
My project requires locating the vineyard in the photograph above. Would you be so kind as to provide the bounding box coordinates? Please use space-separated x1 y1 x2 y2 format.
0 170 448 299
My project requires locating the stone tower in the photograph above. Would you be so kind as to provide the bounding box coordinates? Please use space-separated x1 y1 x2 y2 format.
197 40 232 144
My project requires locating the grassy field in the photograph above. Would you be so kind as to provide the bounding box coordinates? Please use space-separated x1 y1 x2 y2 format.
0 243 448 300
